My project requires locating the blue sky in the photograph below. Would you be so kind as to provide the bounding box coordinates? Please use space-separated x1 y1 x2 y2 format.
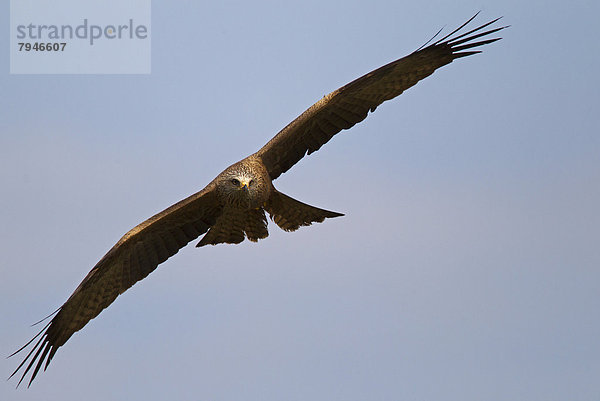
1 1 599 400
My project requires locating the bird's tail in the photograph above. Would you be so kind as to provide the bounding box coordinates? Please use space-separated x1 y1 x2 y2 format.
265 190 343 232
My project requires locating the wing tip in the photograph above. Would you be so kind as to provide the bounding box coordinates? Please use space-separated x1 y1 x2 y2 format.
417 13 508 59
8 319 58 388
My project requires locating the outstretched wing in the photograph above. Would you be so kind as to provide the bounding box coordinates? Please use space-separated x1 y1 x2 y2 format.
9 182 222 387
256 14 507 180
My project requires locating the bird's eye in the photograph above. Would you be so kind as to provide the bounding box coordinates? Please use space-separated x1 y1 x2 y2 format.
248 179 254 186
231 178 240 186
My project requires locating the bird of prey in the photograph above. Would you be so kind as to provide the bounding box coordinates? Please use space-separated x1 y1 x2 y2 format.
10 14 506 387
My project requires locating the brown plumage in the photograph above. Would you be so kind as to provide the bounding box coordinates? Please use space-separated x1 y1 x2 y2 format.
10 14 506 387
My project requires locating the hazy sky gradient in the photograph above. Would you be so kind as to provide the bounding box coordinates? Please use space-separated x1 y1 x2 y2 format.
2 1 599 400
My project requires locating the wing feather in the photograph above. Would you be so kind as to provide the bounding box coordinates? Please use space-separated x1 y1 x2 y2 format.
9 182 222 387
256 15 507 180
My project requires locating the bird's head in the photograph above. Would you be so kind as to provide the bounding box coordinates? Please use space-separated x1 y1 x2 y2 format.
217 162 269 208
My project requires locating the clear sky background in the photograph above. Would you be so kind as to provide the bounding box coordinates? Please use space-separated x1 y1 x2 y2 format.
1 1 599 400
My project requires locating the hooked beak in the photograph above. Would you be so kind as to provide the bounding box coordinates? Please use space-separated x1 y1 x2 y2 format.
241 181 249 191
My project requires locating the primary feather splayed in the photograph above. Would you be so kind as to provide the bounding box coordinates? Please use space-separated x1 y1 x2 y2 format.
10 13 507 387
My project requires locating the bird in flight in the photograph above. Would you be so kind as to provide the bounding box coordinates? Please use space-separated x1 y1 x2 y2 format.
10 14 506 387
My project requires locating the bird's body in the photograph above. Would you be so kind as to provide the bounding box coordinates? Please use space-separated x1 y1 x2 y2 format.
10 14 507 387
199 154 342 246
